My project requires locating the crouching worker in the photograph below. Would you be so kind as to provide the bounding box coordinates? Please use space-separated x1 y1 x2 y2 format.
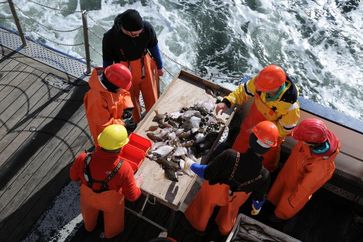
215 65 300 171
84 63 135 146
70 124 141 239
267 118 340 220
183 121 279 236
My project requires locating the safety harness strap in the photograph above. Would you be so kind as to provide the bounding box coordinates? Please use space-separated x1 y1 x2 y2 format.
83 153 123 192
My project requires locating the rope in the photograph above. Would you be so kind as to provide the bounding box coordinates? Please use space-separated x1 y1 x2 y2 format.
88 28 103 41
0 15 13 20
88 14 109 32
160 49 194 73
32 31 84 46
160 50 241 81
28 0 82 13
89 44 102 57
163 66 178 79
15 5 82 33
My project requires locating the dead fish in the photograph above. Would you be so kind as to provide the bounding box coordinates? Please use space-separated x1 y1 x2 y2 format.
190 116 202 128
146 125 159 132
169 111 183 120
195 100 215 113
158 121 173 129
160 158 180 171
205 87 216 98
151 142 166 150
173 146 188 157
181 140 194 147
164 168 178 182
167 132 177 140
194 133 205 143
182 110 202 118
152 145 174 158
167 119 179 128
146 132 163 142
152 110 166 123
177 131 192 139
236 223 282 242
175 128 184 136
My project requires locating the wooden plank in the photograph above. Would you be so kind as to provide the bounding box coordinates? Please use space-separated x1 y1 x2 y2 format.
0 78 61 145
0 62 29 93
135 77 223 210
0 69 45 121
0 85 69 165
0 65 35 107
0 106 87 218
0 71 47 130
0 58 19 77
3 120 91 242
0 86 71 189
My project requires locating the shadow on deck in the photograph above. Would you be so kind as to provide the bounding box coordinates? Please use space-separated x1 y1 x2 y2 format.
0 42 93 241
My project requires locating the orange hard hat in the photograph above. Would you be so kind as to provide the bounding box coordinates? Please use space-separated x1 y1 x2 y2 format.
292 118 328 143
104 63 132 90
254 65 286 92
252 120 279 147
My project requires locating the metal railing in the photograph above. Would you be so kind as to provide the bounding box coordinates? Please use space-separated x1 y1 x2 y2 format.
3 0 92 73
1 0 240 80
7 0 26 46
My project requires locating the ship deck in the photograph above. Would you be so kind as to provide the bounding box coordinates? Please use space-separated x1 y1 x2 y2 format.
1 27 363 242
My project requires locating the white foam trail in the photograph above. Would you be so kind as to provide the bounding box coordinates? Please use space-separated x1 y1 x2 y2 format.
0 0 362 119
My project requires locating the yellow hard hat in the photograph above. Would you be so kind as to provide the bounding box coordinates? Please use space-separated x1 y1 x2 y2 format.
97 124 129 150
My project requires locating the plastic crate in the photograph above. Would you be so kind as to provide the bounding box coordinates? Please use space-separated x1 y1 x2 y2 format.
128 133 152 152
120 133 152 172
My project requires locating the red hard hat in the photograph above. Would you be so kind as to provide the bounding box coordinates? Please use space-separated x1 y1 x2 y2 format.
292 118 328 143
252 120 279 147
104 63 132 90
254 65 286 92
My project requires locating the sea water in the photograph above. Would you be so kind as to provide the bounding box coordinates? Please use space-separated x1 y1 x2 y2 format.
0 0 362 120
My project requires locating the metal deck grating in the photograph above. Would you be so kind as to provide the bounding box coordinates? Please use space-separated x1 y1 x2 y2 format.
0 27 87 79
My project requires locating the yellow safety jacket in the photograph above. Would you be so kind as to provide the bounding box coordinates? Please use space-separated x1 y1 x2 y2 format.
224 76 300 137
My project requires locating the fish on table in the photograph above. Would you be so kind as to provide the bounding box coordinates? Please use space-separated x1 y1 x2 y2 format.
145 100 225 181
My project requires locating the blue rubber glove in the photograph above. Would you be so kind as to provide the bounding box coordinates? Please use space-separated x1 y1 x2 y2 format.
181 158 207 178
190 163 207 178
251 199 265 215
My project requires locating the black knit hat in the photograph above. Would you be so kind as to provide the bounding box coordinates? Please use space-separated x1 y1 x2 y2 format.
121 9 144 31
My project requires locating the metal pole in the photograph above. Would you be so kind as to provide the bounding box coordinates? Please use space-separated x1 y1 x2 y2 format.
7 0 26 46
81 10 91 74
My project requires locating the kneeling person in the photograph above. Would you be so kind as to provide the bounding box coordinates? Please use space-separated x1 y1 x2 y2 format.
183 121 279 236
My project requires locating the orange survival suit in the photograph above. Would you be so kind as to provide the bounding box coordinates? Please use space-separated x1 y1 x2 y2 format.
185 148 270 235
223 76 300 171
70 148 141 238
84 68 133 145
121 54 159 122
267 130 340 220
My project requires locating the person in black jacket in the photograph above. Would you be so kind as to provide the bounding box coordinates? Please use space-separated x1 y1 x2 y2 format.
102 9 163 122
183 121 279 236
